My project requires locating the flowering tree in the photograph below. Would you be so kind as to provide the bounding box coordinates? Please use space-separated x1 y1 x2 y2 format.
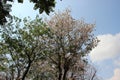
42 10 99 80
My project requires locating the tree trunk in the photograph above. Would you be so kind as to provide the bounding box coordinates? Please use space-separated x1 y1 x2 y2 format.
58 51 62 80
63 69 68 80
16 66 21 80
22 61 32 80
58 64 62 80
63 58 70 80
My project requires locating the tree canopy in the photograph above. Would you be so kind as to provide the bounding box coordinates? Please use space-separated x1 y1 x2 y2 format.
0 15 51 80
0 10 100 80
44 10 99 80
0 0 56 25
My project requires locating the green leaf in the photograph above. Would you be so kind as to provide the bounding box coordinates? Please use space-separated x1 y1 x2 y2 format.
18 0 23 3
0 66 6 71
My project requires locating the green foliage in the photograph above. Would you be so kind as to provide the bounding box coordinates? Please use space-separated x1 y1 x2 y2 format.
0 15 50 79
31 0 56 14
18 0 23 3
0 10 100 80
0 0 57 25
0 1 12 25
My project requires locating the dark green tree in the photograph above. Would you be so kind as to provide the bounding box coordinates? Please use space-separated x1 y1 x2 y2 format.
0 0 57 25
0 15 50 80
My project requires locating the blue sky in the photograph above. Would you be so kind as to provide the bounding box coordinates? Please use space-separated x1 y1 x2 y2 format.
10 0 120 80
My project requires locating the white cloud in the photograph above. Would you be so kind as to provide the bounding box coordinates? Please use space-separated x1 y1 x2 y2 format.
108 68 120 80
114 57 120 67
90 33 120 62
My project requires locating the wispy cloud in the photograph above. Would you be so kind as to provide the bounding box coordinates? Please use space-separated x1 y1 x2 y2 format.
90 33 120 62
108 68 120 80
